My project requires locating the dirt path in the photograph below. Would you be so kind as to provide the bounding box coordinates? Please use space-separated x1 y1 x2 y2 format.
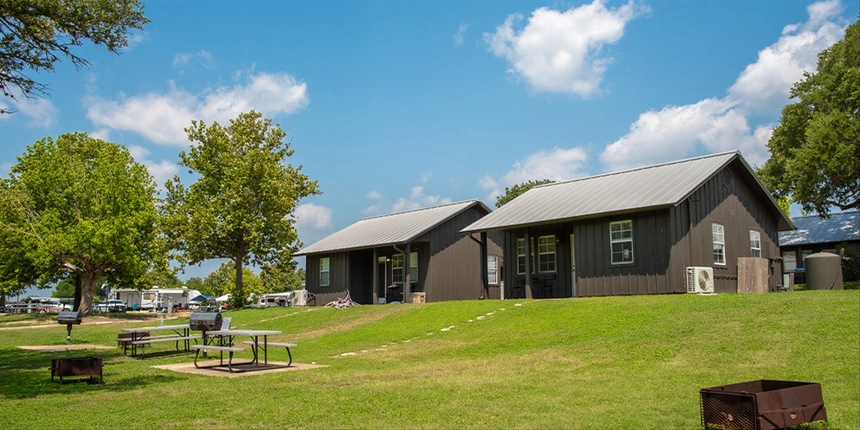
0 314 175 331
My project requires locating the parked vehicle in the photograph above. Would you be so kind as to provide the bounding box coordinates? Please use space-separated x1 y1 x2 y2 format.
93 299 127 313
24 297 70 313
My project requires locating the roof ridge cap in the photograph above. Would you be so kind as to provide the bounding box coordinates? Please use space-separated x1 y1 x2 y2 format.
360 199 479 221
533 150 739 190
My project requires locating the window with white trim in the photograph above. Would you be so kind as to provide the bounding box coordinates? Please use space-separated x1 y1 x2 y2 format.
713 223 726 265
517 238 526 275
320 257 330 287
537 236 556 272
487 255 499 285
610 220 634 264
782 252 796 272
408 252 418 282
749 230 761 258
392 254 404 284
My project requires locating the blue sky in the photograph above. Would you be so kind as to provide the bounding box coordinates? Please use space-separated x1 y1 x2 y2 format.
1 0 857 283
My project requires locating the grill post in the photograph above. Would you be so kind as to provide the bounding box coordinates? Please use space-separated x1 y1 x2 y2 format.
57 311 83 343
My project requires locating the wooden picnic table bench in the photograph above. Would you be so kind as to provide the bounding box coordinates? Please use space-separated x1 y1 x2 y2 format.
190 344 245 372
121 324 196 357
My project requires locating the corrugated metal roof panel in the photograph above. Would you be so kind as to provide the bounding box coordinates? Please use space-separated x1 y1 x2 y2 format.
779 211 859 246
463 151 739 232
297 200 488 255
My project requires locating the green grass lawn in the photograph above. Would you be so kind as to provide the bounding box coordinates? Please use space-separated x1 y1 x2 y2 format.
1 291 857 429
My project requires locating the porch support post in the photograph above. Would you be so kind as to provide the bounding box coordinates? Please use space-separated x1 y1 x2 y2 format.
403 243 412 303
524 230 533 299
480 232 488 299
372 248 379 305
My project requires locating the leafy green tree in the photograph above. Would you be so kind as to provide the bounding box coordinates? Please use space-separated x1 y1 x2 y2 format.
495 179 555 208
759 21 860 217
163 111 320 308
261 258 305 292
184 276 204 292
52 276 76 298
200 262 265 300
0 0 149 114
0 133 160 314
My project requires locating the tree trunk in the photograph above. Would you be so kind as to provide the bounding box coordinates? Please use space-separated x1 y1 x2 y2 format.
80 273 98 315
234 257 243 308
233 237 245 308
73 274 82 312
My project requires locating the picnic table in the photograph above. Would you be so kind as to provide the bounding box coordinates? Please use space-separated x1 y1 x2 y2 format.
190 329 295 372
120 324 198 357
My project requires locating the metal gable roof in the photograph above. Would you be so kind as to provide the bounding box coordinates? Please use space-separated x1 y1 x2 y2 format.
296 200 489 255
779 211 859 246
462 151 793 233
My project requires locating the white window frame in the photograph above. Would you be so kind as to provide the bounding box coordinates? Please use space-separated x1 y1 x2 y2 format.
516 238 526 275
320 257 330 287
713 223 726 265
487 255 499 285
537 235 556 273
782 252 796 273
392 254 404 284
408 252 418 283
749 230 761 258
610 220 634 264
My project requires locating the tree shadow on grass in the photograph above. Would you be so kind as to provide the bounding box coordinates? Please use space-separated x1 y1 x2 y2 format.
0 348 184 399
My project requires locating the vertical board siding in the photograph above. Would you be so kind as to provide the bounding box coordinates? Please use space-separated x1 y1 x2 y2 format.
574 210 672 297
424 210 485 302
684 162 783 293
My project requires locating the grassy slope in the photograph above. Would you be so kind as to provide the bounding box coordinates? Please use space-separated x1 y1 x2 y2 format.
0 291 857 429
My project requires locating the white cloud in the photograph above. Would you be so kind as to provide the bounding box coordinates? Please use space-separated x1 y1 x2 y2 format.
173 53 192 67
366 191 383 200
728 0 844 114
173 51 215 69
601 99 775 171
392 186 452 213
124 30 149 50
503 147 589 185
484 0 645 96
294 203 333 230
600 0 845 171
89 128 111 141
126 144 179 189
86 71 310 146
454 23 468 45
0 92 58 127
0 162 12 177
478 174 501 202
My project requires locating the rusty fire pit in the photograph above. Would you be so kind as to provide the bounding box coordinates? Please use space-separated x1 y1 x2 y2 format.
700 380 826 430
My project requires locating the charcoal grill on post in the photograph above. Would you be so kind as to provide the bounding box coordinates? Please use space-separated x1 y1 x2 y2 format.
700 380 827 430
189 311 222 357
57 311 83 343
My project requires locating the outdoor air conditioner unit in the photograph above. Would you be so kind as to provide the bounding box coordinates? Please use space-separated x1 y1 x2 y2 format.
686 267 715 294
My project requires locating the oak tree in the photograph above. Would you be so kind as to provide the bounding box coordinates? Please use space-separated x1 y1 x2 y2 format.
1 0 149 114
495 179 554 208
0 133 160 314
759 20 860 216
163 111 320 308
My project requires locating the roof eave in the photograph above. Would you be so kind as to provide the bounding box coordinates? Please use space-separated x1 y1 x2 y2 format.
460 204 675 234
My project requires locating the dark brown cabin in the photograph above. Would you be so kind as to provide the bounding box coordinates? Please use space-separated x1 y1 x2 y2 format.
461 151 795 298
297 200 504 305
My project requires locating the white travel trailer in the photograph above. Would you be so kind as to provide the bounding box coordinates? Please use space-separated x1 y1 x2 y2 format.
255 291 294 308
115 287 203 311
